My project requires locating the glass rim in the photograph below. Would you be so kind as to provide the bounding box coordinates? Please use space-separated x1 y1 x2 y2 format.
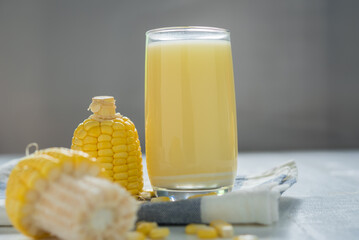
146 26 229 36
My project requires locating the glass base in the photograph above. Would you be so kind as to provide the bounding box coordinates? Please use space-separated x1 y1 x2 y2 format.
153 185 232 201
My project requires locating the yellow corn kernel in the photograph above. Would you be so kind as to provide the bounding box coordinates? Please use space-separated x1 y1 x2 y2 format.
101 125 113 135
97 142 112 149
126 231 146 240
127 156 137 163
128 163 138 170
87 126 101 137
83 144 97 151
185 224 207 234
113 145 128 153
125 121 135 130
113 122 125 130
127 130 135 137
85 151 97 158
197 226 218 239
72 138 83 146
128 144 137 151
100 120 113 126
97 157 113 163
150 196 171 203
112 137 126 145
101 163 113 170
210 219 233 238
114 172 128 180
98 149 113 157
116 180 128 187
149 227 170 239
136 221 158 235
76 129 87 139
98 134 112 142
128 176 138 182
232 235 259 240
127 182 139 190
83 136 97 144
128 169 138 176
113 165 128 173
113 158 127 165
71 145 82 151
103 170 114 177
113 130 126 138
84 121 99 131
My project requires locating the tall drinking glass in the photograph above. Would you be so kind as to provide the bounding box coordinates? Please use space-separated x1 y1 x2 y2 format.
145 26 238 200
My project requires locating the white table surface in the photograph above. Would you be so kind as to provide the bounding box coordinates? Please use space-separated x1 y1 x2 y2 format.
1 150 359 240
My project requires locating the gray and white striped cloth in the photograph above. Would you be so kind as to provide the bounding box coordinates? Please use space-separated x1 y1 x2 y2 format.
138 161 297 225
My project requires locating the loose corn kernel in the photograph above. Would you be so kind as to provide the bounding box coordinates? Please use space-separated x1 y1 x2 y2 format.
126 231 146 240
232 235 259 240
197 226 218 239
149 227 170 239
136 221 158 235
210 219 234 238
185 224 207 234
150 196 171 202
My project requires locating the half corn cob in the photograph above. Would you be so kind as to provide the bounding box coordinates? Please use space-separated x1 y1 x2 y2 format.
71 96 144 196
5 147 138 240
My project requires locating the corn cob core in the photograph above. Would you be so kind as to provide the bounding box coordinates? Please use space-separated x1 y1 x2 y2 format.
5 148 138 240
72 96 144 196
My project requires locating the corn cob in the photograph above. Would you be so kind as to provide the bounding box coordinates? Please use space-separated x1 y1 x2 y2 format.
5 147 138 240
72 96 143 196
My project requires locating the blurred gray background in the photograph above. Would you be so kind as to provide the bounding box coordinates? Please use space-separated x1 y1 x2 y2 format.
0 0 358 153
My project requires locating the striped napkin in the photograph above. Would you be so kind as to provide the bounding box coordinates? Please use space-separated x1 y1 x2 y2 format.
138 161 297 225
0 159 297 226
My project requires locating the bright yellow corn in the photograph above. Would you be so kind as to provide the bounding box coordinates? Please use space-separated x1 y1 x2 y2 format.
126 231 146 240
72 96 144 196
6 147 138 240
136 221 158 235
210 219 234 238
197 226 218 239
185 224 207 234
149 227 170 239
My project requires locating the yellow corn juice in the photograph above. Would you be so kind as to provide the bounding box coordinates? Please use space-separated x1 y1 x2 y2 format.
145 40 238 190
